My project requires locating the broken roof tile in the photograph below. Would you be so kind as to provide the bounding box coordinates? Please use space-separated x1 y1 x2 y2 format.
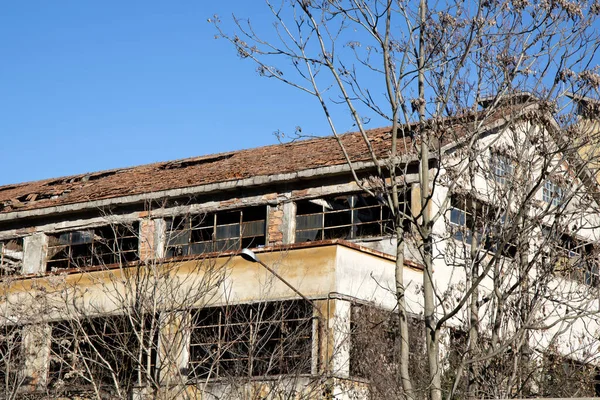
0 104 530 215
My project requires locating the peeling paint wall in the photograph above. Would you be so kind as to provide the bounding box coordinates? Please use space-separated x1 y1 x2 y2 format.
22 233 47 274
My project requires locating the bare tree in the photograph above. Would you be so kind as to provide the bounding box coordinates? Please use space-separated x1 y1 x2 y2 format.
2 204 328 400
215 1 600 399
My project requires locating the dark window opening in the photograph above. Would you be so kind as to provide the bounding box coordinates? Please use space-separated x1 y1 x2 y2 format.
542 227 599 287
542 355 600 397
188 300 313 380
0 325 23 392
46 224 139 271
48 315 158 393
165 206 266 258
0 239 23 276
295 193 396 242
449 196 517 258
350 305 427 387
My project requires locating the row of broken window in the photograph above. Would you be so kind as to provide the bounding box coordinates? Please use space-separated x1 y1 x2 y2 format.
351 304 600 398
449 196 600 288
0 193 396 276
0 300 313 396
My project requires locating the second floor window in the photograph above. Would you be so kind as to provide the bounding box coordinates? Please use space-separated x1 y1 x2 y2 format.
543 180 564 207
165 206 266 258
490 153 514 186
0 239 23 276
449 197 516 258
295 193 394 243
46 224 139 271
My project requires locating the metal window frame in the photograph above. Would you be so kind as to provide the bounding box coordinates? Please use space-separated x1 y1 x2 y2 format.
46 224 139 271
165 206 267 258
0 239 23 276
187 300 313 379
295 193 394 242
48 314 159 389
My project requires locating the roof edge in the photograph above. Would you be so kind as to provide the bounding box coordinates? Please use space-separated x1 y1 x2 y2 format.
0 158 395 222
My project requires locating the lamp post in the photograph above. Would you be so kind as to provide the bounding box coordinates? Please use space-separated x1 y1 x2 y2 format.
240 249 332 398
239 248 323 317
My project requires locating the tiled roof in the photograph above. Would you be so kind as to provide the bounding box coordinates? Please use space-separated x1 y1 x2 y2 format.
0 103 532 215
0 127 402 214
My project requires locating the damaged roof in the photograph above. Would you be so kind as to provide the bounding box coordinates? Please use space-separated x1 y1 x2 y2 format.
0 103 534 216
0 127 402 215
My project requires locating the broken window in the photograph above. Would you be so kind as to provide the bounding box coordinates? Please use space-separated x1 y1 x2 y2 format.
165 206 266 257
46 223 139 271
0 325 23 392
449 196 517 258
542 354 600 397
542 227 599 287
48 315 158 393
188 300 313 379
295 193 394 242
0 239 23 276
350 305 427 391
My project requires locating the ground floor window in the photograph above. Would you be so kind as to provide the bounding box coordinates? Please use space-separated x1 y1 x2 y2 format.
350 304 428 398
542 355 600 397
0 325 22 392
49 314 158 393
188 300 313 379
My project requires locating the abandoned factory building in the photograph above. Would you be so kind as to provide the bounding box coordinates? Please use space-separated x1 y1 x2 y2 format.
0 97 599 398
0 122 424 399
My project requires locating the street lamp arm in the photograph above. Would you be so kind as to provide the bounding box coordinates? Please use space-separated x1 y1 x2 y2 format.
239 249 324 318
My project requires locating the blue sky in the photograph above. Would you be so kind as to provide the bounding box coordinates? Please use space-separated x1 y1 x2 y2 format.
0 2 339 185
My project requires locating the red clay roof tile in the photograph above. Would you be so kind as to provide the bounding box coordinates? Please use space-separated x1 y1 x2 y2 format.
0 103 531 215
0 127 400 214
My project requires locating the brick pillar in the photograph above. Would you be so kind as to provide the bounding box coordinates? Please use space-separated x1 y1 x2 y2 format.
138 219 166 262
267 205 284 246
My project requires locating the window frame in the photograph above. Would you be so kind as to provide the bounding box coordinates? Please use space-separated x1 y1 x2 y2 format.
46 223 139 271
543 227 599 288
0 239 23 277
448 196 516 258
165 206 267 258
0 324 23 389
490 152 514 186
294 193 396 243
542 179 564 207
187 300 314 380
48 314 159 391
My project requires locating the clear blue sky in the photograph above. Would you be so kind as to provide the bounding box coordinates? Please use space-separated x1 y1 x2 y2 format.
0 2 338 186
